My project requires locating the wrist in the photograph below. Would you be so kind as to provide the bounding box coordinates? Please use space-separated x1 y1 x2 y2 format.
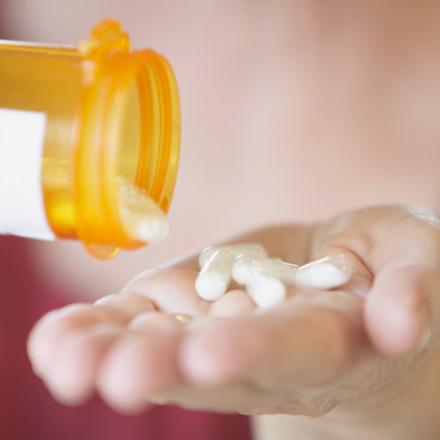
253 351 440 440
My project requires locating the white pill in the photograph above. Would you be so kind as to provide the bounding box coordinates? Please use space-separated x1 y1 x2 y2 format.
195 249 235 301
295 254 352 290
231 256 255 285
198 243 267 269
118 178 170 243
232 256 298 286
247 274 286 309
131 216 170 243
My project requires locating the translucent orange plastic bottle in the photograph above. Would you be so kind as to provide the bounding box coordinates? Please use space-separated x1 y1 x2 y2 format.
0 19 181 258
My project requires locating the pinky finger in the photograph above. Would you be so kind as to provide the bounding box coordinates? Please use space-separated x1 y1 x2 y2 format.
44 323 123 405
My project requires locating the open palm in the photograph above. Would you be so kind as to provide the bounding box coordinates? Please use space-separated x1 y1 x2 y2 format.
28 206 440 437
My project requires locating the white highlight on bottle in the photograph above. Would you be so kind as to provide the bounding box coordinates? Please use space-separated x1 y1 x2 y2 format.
118 178 170 243
199 243 267 269
195 249 235 301
295 254 352 290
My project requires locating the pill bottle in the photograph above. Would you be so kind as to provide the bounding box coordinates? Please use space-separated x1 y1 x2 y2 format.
0 18 181 258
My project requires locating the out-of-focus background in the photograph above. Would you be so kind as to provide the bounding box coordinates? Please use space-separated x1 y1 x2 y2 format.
4 0 440 298
1 1 440 439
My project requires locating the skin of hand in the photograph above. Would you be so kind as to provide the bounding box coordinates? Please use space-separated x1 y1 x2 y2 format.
28 205 440 439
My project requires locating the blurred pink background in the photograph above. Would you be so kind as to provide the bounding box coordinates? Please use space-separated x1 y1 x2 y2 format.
2 1 440 439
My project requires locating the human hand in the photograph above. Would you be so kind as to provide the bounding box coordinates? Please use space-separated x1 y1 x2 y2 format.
28 206 440 438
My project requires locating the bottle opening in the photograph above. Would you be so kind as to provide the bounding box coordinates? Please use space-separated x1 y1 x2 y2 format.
115 77 170 244
74 20 180 258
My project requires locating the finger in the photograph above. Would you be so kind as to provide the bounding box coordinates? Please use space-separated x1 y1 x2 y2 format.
365 264 435 357
318 206 440 356
364 208 440 356
179 296 362 387
128 312 182 332
209 290 256 317
97 328 182 414
121 268 210 317
94 292 157 315
44 323 123 405
307 207 417 297
28 303 130 376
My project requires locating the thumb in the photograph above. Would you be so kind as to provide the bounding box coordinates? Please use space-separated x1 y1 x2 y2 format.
310 206 440 357
364 208 440 356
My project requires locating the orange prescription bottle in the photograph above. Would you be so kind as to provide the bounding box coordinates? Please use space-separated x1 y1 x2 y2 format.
0 19 181 258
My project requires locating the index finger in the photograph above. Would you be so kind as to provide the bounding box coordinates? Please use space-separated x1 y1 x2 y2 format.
121 268 210 317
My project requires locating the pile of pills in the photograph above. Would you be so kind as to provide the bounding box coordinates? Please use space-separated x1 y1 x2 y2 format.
195 243 352 309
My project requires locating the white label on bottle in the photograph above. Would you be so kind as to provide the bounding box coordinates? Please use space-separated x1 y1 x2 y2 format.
0 108 55 240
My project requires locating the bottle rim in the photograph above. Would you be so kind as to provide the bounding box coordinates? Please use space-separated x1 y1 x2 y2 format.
73 19 181 258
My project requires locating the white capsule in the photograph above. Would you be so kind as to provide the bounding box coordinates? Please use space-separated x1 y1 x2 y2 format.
130 216 170 243
232 256 298 286
198 243 267 269
118 178 170 243
231 255 255 285
247 274 286 309
295 254 352 290
195 249 235 301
